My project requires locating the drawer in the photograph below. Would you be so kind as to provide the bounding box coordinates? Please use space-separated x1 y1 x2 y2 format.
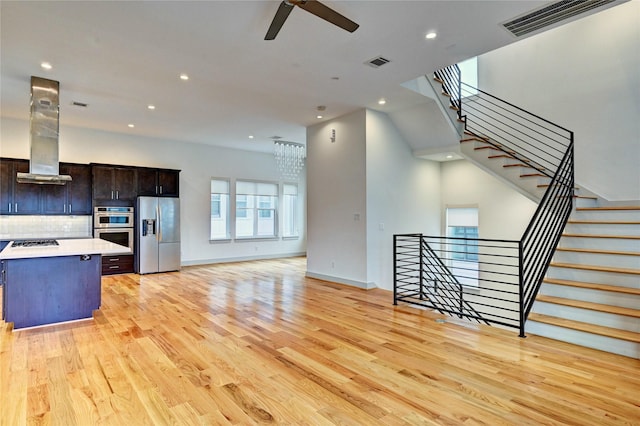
102 254 134 275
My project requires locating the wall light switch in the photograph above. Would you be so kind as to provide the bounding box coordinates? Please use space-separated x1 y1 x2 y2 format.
353 213 360 221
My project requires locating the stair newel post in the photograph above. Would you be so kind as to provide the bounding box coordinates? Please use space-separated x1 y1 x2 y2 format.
393 234 398 305
518 240 526 338
419 234 425 300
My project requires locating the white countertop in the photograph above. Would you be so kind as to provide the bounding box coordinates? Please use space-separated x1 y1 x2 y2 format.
0 238 131 260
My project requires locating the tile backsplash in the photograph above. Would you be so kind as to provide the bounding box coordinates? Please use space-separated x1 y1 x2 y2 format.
0 215 92 240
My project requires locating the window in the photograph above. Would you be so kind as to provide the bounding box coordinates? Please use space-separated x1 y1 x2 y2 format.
282 183 299 238
210 179 230 240
236 180 278 238
446 207 479 287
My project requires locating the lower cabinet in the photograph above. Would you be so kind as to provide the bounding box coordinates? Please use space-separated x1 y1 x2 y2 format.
102 254 134 275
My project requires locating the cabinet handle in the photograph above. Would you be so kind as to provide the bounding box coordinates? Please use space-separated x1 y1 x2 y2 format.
159 185 163 195
156 185 159 195
109 258 120 262
109 265 120 269
64 204 66 213
14 203 17 212
111 190 114 200
69 204 72 213
8 203 11 213
116 190 119 200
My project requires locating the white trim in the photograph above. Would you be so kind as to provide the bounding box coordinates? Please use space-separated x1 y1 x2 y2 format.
181 252 306 266
305 271 377 290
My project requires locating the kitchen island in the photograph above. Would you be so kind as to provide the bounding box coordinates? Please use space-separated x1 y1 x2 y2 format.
0 238 130 329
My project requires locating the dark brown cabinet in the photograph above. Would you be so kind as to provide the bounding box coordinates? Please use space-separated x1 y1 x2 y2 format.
0 161 12 214
92 165 136 202
41 163 92 215
101 254 134 275
0 159 41 215
137 168 180 197
1 158 92 216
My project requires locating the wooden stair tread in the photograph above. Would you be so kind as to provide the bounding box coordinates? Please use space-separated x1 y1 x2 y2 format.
538 184 579 190
577 206 640 211
528 313 640 343
520 173 546 178
543 277 640 295
562 233 640 240
433 77 444 84
555 246 640 257
535 295 640 318
568 220 640 225
488 154 513 159
503 163 530 168
550 262 640 275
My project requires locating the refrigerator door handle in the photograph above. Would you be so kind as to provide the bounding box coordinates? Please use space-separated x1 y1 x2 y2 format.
156 204 161 242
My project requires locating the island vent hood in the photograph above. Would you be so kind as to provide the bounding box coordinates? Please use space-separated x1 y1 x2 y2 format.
16 76 72 185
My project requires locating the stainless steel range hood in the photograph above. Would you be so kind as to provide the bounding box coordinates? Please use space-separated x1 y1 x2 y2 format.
16 76 72 185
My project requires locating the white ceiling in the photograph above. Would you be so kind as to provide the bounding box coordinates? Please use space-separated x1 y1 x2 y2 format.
1 1 551 154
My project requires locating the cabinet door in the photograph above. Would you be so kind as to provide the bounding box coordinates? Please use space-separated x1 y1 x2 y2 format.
0 160 12 214
65 164 92 214
92 166 115 200
113 168 136 200
158 170 179 197
12 160 41 214
137 168 158 196
41 182 67 214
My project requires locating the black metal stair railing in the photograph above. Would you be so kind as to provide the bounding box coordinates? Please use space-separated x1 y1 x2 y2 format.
395 64 574 335
434 65 462 116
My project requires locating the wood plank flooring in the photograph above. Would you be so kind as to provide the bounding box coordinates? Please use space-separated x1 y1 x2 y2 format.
1 257 639 425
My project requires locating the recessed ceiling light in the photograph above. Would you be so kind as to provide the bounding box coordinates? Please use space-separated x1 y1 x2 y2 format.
40 62 52 70
426 32 437 39
128 124 135 128
317 115 323 119
180 73 189 81
147 105 155 110
248 135 254 139
446 154 453 159
378 98 386 105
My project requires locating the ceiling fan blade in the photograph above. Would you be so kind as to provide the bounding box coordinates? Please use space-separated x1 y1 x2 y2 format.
298 0 359 33
265 1 295 40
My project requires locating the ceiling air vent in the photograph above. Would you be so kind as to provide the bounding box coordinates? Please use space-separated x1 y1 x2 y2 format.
365 56 391 68
502 0 621 37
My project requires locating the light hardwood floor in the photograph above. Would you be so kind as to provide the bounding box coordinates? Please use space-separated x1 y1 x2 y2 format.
1 257 638 425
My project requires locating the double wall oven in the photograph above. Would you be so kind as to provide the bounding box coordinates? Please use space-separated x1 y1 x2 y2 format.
93 206 134 254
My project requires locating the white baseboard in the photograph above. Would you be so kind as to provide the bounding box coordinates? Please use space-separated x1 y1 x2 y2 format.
305 271 377 290
181 252 306 266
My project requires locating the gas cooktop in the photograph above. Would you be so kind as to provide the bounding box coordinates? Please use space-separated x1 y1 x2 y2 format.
11 239 60 248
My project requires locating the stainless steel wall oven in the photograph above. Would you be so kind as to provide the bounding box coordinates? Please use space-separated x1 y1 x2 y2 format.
93 206 134 254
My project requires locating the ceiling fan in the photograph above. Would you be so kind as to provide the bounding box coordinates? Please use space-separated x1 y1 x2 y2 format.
265 0 359 40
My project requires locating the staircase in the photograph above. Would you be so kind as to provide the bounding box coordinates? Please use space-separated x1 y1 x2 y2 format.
527 205 640 358
424 65 639 358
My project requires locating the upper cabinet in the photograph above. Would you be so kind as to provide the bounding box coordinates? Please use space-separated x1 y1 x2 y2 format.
0 159 91 215
41 163 92 215
137 168 180 197
92 165 137 203
1 159 44 215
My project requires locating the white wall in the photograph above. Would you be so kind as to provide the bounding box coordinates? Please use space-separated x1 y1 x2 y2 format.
306 109 369 287
0 117 306 264
440 160 537 240
478 1 640 201
365 109 441 290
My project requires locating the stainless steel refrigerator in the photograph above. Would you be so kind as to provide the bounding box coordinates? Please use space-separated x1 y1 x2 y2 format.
136 196 181 274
